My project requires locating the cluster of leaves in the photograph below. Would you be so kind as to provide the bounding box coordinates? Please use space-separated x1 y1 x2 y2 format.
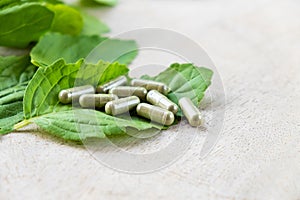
0 0 115 48
0 0 213 142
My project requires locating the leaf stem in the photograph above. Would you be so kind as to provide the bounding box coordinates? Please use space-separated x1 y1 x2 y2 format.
14 120 31 130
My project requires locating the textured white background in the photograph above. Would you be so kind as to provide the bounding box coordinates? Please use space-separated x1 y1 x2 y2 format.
1 0 300 199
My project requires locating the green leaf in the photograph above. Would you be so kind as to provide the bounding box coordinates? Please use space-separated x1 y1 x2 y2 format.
97 62 129 85
23 59 129 119
0 102 24 134
80 0 118 7
46 4 83 35
0 3 55 48
93 0 118 6
0 0 62 10
0 55 36 134
85 37 138 66
0 84 27 134
81 12 110 35
30 109 156 141
141 63 213 116
0 0 19 10
0 84 26 105
23 59 77 119
0 55 35 90
30 33 138 67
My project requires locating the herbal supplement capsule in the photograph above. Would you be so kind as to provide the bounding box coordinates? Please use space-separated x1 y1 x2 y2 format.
58 85 95 104
130 79 170 95
136 103 174 126
146 90 179 114
105 96 140 116
109 86 147 100
79 94 118 108
96 76 127 93
178 97 203 127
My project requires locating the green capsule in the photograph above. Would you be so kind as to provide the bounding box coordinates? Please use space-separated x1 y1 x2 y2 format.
109 86 147 100
130 79 170 95
105 96 140 116
96 76 127 93
178 97 202 127
146 90 178 114
79 94 118 108
58 85 95 104
136 103 174 126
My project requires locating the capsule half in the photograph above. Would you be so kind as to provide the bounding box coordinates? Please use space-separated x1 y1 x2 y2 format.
131 79 170 95
109 86 147 100
79 94 118 108
136 103 174 126
96 76 128 93
146 90 178 114
58 85 95 104
178 97 202 127
105 96 140 116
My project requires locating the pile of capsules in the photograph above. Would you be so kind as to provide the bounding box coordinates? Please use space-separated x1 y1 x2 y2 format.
58 76 202 126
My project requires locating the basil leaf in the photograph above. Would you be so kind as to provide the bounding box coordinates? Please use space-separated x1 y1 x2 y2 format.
0 3 54 48
46 4 83 35
81 12 110 35
0 83 26 105
30 33 138 67
0 55 36 134
0 84 26 134
30 109 156 141
93 0 118 6
23 59 129 119
141 63 213 116
0 55 35 90
0 0 19 10
0 0 62 10
0 102 24 134
80 0 118 7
